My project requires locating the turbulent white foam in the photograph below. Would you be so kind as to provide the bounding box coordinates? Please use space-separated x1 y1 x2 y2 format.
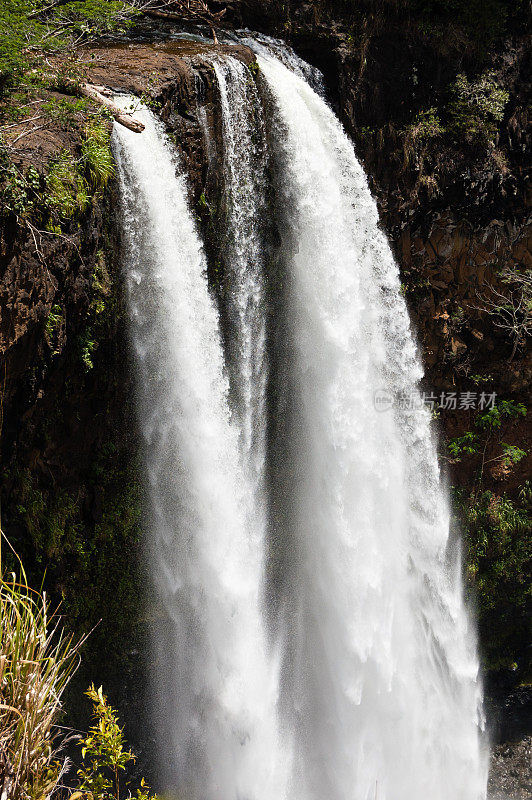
113 100 287 800
211 55 269 498
252 47 488 800
112 37 488 800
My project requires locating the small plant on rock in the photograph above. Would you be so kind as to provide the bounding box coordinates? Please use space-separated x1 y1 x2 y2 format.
74 685 158 800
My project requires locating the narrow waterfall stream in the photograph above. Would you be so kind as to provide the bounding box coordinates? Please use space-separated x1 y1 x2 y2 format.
113 39 487 800
112 102 287 800
211 55 269 505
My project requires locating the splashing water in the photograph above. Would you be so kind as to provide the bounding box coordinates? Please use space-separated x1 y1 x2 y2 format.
112 35 487 800
251 42 487 800
113 100 287 800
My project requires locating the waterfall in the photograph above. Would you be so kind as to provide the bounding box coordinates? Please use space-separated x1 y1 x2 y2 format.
211 55 269 507
112 102 287 800
112 35 487 800
251 43 487 800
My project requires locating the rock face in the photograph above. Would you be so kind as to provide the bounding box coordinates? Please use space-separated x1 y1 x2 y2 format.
489 736 532 800
0 9 530 793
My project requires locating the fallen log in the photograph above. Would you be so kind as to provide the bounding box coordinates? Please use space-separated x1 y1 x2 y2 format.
29 70 145 133
78 83 145 133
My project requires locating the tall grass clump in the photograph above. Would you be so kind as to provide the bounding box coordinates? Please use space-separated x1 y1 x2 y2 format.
0 537 81 800
81 119 115 190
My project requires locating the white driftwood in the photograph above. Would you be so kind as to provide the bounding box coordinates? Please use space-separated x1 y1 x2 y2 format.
78 83 145 133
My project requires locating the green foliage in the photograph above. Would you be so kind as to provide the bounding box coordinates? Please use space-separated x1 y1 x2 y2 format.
447 71 509 144
448 431 479 459
76 684 158 800
81 117 115 189
357 126 375 140
0 0 135 99
90 250 112 315
447 400 527 469
77 684 135 799
500 443 527 467
43 96 90 129
198 191 210 211
14 471 84 566
45 150 90 220
475 399 526 430
248 60 260 77
41 119 112 226
45 303 65 356
78 326 98 371
0 146 41 218
457 487 531 670
0 0 37 96
0 556 79 800
0 539 154 799
7 445 144 688
406 107 444 142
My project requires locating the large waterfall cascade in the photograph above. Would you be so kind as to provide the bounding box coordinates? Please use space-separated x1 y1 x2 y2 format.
113 37 487 800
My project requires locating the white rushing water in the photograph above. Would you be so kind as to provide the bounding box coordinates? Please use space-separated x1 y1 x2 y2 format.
112 36 487 800
112 101 287 800
211 55 269 506
250 44 487 800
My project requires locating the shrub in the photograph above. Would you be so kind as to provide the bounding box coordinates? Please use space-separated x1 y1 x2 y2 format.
45 150 90 220
81 118 115 190
75 685 158 800
458 487 531 671
447 71 509 144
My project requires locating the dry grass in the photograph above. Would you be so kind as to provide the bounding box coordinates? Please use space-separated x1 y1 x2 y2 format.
0 536 82 800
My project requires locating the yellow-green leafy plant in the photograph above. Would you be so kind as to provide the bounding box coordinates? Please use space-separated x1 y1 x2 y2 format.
448 71 509 144
74 685 159 800
0 536 81 799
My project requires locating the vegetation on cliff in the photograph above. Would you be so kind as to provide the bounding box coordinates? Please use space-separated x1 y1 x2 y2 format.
0 542 158 799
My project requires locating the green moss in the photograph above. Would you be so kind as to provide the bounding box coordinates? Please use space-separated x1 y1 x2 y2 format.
90 250 112 316
12 470 84 567
248 60 260 79
7 445 144 667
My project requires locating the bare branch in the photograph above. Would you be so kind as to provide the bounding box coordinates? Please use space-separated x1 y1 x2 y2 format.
470 269 532 361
